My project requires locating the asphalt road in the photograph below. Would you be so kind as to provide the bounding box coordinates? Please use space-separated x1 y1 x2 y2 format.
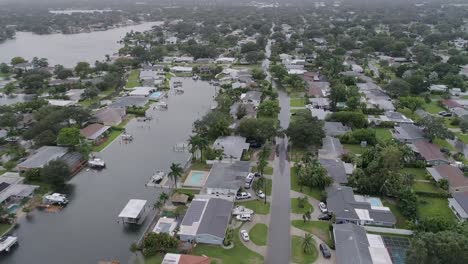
266 136 291 264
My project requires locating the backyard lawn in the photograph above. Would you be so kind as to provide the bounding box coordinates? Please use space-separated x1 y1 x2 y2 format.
291 220 333 247
417 197 455 220
126 69 141 88
456 132 468 144
193 227 264 264
423 101 444 114
291 235 318 264
291 168 322 201
343 144 367 155
290 98 306 107
433 138 456 151
291 198 313 214
249 223 268 246
402 168 428 181
0 223 12 236
145 254 165 264
383 199 408 229
236 200 270 214
412 181 445 194
190 162 212 171
375 128 393 142
264 166 273 175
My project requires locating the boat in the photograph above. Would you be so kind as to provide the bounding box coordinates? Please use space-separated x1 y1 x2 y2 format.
121 134 134 141
175 88 184 94
192 75 199 80
155 101 168 109
232 205 254 215
88 158 106 168
151 170 166 184
0 236 18 253
43 193 69 205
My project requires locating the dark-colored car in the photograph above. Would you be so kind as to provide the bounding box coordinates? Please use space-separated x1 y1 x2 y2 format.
320 243 331 258
318 213 332 221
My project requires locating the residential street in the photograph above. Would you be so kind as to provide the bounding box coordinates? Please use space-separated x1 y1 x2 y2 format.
266 136 291 264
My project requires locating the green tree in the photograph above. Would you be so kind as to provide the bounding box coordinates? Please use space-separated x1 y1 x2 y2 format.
40 160 70 191
329 83 347 110
398 188 418 220
10 56 26 65
188 134 209 161
287 110 325 149
142 233 178 257
257 100 281 118
74 62 91 78
327 111 367 129
419 115 454 141
398 96 425 111
384 78 411 98
302 233 315 254
236 118 278 143
168 163 183 188
0 112 18 131
57 127 81 147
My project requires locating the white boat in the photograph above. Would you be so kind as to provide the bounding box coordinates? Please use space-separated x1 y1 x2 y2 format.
151 170 166 184
44 193 69 205
232 205 254 215
121 134 134 140
192 75 199 80
88 158 106 168
156 102 168 109
0 236 18 253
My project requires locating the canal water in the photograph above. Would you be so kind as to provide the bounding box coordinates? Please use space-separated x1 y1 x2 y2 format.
0 22 162 67
1 78 216 264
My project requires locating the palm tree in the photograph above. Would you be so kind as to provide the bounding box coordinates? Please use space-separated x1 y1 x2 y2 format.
159 192 169 203
302 233 315 254
188 135 209 161
168 163 184 188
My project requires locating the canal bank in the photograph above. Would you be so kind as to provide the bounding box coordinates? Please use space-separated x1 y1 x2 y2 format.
1 78 216 264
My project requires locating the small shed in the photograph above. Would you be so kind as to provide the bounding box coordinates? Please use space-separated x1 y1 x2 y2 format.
118 199 147 224
171 193 189 205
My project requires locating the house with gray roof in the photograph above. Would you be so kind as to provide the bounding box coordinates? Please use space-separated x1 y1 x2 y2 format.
212 136 250 162
392 124 425 143
324 122 350 137
334 223 393 264
318 136 345 159
327 186 396 227
17 146 68 171
179 195 234 245
319 158 353 185
0 172 38 205
449 191 468 221
240 91 262 107
204 161 250 195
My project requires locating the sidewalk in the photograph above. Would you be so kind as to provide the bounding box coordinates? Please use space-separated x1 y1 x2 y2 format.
237 214 270 257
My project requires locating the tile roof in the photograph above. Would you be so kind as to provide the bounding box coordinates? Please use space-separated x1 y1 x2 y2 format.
412 141 448 163
427 164 468 189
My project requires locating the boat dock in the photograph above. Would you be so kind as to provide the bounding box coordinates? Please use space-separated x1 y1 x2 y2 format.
118 199 147 225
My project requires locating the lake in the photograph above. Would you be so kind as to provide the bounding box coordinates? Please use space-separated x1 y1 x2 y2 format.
1 78 216 264
0 22 162 68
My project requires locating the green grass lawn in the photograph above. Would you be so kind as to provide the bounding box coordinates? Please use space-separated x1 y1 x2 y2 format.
444 117 459 129
383 199 408 229
433 138 456 152
92 130 123 152
236 200 270 214
175 188 200 195
456 132 468 144
291 198 313 214
264 166 273 175
291 235 318 264
291 220 332 248
291 168 323 201
190 162 212 171
412 181 445 194
249 223 268 246
264 178 272 196
417 197 455 220
375 128 393 142
290 108 303 114
343 144 367 155
0 223 12 236
290 98 306 107
423 101 445 114
126 69 140 88
193 226 264 264
145 254 165 264
402 168 428 181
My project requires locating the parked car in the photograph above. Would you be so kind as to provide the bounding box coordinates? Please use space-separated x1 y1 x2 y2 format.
236 214 252 222
319 202 328 213
244 181 252 189
438 111 452 117
256 190 265 199
318 213 332 221
245 173 255 182
240 230 250 241
320 243 331 258
236 192 252 200
254 172 261 177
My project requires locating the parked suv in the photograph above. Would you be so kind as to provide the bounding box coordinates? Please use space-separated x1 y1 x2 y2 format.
236 214 252 222
320 243 331 258
236 192 252 200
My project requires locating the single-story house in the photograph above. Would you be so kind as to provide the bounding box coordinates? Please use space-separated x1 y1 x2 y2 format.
13 62 34 71
449 192 468 221
17 146 68 171
368 111 413 125
204 161 250 195
80 123 111 143
174 57 194 63
392 124 425 143
128 86 155 97
309 98 330 109
410 140 449 166
327 186 396 227
65 89 85 102
109 96 149 109
307 81 330 97
240 91 262 107
319 158 353 185
171 66 193 73
47 99 76 107
162 253 211 264
179 195 233 245
452 107 468 119
334 223 393 264
442 99 462 110
152 217 178 236
212 136 250 162
324 122 350 137
93 107 126 126
318 136 345 159
427 164 468 193
310 108 332 120
216 57 236 64
429 84 448 92
0 172 38 205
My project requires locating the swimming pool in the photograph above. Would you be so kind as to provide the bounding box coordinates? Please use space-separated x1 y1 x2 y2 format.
7 204 20 214
368 197 384 207
149 91 164 100
183 170 208 187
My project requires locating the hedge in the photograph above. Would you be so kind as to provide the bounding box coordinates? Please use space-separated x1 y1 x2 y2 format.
415 191 451 198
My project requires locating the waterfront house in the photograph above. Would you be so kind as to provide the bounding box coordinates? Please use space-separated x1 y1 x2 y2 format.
212 136 250 162
204 161 250 196
326 186 396 227
109 96 149 109
162 253 211 264
449 191 468 221
93 107 126 126
128 86 155 97
0 172 38 206
409 140 450 166
427 164 468 193
17 146 68 171
392 124 425 143
118 199 147 224
179 195 233 245
334 223 393 264
80 123 111 144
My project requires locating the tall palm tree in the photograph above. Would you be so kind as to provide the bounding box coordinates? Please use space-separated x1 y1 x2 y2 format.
168 163 184 188
302 233 314 254
188 135 201 160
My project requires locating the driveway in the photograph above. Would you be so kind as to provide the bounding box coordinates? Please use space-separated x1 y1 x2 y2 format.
237 214 270 257
266 136 292 264
291 226 336 264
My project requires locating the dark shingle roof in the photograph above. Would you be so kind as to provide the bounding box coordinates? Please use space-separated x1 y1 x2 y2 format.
197 198 233 238
334 224 373 264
